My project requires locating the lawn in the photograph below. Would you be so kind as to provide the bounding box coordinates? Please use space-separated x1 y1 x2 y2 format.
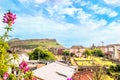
73 56 116 66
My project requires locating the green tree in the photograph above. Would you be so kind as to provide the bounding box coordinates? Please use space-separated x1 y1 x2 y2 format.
92 49 104 57
62 50 70 56
62 49 70 61
107 65 120 80
29 48 55 60
83 49 91 58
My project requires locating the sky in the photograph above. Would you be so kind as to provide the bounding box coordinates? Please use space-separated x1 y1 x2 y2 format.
0 0 120 48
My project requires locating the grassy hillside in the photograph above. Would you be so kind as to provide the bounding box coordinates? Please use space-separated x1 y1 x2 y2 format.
8 38 64 49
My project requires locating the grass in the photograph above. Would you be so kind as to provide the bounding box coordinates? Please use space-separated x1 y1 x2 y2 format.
74 56 116 66
55 55 63 60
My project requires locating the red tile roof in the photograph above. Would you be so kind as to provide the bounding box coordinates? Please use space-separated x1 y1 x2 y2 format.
72 70 93 80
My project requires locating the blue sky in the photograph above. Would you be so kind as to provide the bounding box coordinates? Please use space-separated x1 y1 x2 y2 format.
0 0 120 48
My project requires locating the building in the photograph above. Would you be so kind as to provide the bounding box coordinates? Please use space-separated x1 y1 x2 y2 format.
117 49 120 61
48 48 65 55
70 46 85 57
106 44 120 60
96 44 120 61
96 46 108 54
72 70 93 80
33 61 76 80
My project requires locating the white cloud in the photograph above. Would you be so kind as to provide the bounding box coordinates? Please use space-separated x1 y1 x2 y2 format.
75 8 107 31
40 0 74 21
64 8 79 16
86 19 107 31
90 5 118 17
45 5 106 32
104 0 120 6
109 11 118 17
54 0 72 6
90 20 120 46
60 8 82 16
35 0 46 4
11 14 74 37
80 1 90 6
77 9 92 23
43 4 107 32
18 0 47 5
19 0 28 3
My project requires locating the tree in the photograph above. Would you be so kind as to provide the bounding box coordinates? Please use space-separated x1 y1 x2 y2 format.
29 48 56 60
107 65 120 80
62 50 70 56
83 49 91 58
62 50 70 61
92 49 104 57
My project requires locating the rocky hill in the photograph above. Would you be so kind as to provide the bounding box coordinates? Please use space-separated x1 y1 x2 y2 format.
8 38 64 49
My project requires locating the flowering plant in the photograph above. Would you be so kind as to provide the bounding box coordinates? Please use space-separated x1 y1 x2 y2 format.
0 11 36 80
67 78 73 80
0 10 15 79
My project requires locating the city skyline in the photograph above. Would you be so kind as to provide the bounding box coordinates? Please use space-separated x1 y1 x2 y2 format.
0 0 120 47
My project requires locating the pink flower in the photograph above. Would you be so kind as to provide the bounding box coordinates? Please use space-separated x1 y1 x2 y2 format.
3 72 9 80
19 61 28 69
19 61 30 73
24 67 30 73
67 78 73 80
3 11 16 26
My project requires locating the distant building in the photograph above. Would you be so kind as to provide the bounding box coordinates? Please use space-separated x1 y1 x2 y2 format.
57 48 65 55
70 45 85 57
108 44 120 60
48 48 65 55
117 49 120 61
96 46 108 53
90 43 96 50
48 48 58 55
16 50 29 63
96 44 120 61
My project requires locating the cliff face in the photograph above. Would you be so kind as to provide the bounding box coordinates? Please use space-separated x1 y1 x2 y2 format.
8 38 63 49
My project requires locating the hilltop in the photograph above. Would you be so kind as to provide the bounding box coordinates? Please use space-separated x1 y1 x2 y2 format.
8 38 64 49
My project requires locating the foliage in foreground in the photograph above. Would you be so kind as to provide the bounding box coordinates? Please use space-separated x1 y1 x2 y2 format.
93 67 114 80
0 11 36 80
107 65 120 80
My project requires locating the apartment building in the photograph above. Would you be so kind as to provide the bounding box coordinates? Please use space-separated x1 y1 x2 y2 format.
70 45 85 57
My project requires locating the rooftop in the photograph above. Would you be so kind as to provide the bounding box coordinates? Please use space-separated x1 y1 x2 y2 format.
72 70 93 80
33 61 76 80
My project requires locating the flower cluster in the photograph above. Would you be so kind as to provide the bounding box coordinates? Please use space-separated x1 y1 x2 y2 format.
67 78 73 80
3 72 9 80
19 61 30 73
2 61 37 80
3 10 16 26
1 11 36 80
